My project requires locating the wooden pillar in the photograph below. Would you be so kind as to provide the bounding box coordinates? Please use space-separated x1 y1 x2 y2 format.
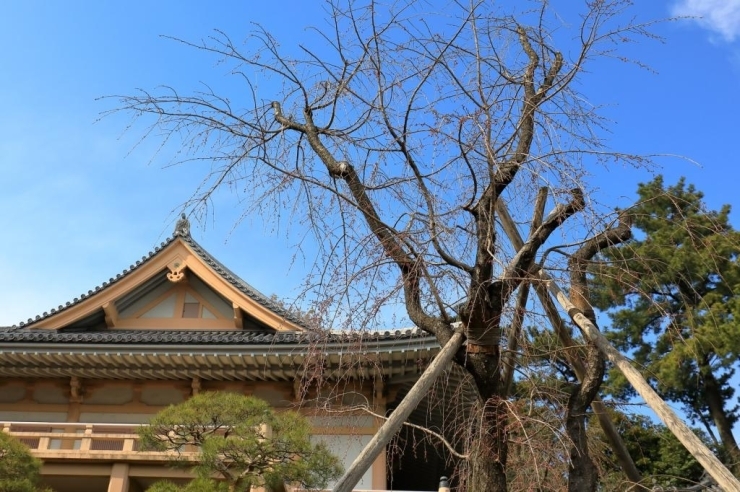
372 376 387 490
107 463 130 492
371 451 387 490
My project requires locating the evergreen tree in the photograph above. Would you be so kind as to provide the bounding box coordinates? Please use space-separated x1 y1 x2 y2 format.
140 392 343 492
0 432 49 492
592 176 740 473
594 413 709 489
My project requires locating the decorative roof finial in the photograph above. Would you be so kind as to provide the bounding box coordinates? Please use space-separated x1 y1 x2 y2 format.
174 213 191 237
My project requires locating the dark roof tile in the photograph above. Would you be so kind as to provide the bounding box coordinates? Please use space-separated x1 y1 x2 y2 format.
0 328 428 346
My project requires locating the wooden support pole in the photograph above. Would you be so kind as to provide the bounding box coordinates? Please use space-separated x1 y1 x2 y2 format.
496 197 643 484
331 331 465 492
539 271 740 492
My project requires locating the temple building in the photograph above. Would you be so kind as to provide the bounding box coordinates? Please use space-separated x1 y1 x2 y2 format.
0 225 451 492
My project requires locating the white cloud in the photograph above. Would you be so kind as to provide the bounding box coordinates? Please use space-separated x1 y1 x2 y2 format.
672 0 740 42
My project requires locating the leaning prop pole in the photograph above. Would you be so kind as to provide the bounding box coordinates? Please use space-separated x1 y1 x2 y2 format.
496 197 642 484
539 271 740 492
331 331 465 492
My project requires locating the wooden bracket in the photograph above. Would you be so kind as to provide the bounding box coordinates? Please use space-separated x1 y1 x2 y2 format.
70 376 83 403
102 302 118 328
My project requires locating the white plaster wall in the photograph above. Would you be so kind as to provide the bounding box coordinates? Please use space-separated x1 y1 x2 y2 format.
119 280 172 318
190 276 232 317
312 434 373 490
140 294 176 318
0 411 67 422
79 412 153 424
309 415 375 429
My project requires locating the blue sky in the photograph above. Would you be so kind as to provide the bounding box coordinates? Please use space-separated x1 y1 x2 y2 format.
1 0 740 327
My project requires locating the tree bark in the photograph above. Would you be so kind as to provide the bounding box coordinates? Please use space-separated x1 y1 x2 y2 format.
565 343 604 492
462 349 510 492
467 399 509 492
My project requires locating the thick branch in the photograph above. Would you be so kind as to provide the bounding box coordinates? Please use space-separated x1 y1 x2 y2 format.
490 189 585 307
568 212 633 323
466 189 584 349
272 101 451 341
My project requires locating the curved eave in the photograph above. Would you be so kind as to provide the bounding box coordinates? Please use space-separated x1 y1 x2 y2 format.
0 336 441 381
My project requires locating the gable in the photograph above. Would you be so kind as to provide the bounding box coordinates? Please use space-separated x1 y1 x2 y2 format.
25 236 304 332
110 273 237 330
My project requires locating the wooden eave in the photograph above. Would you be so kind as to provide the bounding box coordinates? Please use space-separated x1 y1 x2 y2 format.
0 339 439 382
27 237 303 332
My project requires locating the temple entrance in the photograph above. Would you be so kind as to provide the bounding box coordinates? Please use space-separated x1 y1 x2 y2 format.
385 368 470 491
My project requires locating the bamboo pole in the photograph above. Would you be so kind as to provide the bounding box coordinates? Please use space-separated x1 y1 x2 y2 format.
331 331 465 492
539 271 740 492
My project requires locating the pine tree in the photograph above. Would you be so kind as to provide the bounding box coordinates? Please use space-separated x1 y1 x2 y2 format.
592 176 740 473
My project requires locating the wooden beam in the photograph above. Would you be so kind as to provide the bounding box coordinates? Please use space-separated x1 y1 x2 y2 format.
102 302 118 328
540 271 740 492
233 303 244 329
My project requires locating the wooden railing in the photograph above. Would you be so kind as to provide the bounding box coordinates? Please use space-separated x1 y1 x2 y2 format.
2 421 436 492
1 421 197 461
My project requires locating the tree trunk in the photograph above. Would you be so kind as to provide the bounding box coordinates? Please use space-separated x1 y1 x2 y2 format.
565 343 604 492
467 397 509 492
700 359 740 475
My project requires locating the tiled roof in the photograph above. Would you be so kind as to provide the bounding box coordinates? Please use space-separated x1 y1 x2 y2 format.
11 231 306 330
0 328 429 346
0 327 440 381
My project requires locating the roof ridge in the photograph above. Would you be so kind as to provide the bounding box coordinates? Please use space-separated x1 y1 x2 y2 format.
179 234 308 328
13 232 306 330
13 235 181 329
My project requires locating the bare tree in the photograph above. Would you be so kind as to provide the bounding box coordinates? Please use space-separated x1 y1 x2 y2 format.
109 1 661 490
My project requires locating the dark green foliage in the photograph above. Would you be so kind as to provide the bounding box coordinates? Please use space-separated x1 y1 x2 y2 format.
140 392 343 492
0 432 49 492
146 478 229 492
594 413 708 489
592 176 740 470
